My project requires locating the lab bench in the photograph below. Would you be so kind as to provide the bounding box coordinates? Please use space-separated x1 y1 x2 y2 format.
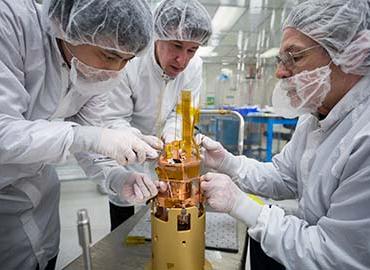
64 206 248 270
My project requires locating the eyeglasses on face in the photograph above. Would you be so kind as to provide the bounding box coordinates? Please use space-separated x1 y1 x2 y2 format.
275 45 321 69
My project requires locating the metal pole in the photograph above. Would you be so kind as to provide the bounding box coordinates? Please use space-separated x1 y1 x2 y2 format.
200 109 245 155
77 209 93 270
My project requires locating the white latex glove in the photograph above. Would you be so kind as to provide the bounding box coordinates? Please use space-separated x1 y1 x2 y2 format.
141 135 164 157
161 131 180 144
196 134 234 171
122 173 158 204
130 127 163 151
98 129 161 165
71 126 160 165
200 172 262 228
201 172 242 212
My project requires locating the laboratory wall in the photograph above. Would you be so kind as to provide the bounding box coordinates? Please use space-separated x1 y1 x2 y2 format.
201 61 277 109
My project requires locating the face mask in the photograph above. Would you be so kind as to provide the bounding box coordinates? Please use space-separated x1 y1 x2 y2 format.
272 63 332 118
69 57 122 96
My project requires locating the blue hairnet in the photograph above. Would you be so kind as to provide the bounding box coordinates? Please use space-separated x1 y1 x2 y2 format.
154 0 212 46
43 0 153 55
284 0 370 75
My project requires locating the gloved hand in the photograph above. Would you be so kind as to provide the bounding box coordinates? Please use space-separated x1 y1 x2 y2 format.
128 126 164 152
70 126 160 165
141 135 164 158
122 172 158 204
196 134 235 171
201 172 242 212
125 127 164 158
200 172 262 228
161 131 180 144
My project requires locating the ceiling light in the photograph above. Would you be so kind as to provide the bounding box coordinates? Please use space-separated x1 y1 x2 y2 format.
270 9 276 30
197 46 219 57
212 6 246 33
256 32 261 52
261 29 266 48
237 31 244 51
260 47 279 58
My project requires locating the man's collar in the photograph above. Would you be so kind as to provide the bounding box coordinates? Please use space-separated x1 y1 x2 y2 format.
52 38 69 68
151 44 175 82
319 75 370 130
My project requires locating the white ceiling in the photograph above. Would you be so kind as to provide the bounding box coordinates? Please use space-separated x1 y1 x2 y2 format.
149 0 299 64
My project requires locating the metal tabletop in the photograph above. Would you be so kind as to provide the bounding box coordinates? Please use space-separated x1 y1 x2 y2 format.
64 206 247 270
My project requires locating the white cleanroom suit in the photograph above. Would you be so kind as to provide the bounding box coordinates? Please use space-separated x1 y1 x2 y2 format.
0 0 153 268
211 76 370 269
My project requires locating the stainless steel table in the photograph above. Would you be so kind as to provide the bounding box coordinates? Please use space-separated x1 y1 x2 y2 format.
64 206 248 270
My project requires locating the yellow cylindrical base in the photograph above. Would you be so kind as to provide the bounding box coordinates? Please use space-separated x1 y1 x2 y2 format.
145 259 212 270
146 207 212 270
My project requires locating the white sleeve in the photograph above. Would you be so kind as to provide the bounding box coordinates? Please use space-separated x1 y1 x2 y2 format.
0 11 75 165
75 152 133 199
74 75 138 186
67 94 107 127
217 116 311 200
220 135 299 200
101 74 137 130
247 135 370 269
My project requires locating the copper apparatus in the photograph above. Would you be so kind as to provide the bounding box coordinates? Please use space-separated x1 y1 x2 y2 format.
146 90 211 270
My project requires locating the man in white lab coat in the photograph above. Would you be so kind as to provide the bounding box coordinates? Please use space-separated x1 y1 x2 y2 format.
0 0 160 269
123 0 370 269
80 0 212 230
197 0 370 269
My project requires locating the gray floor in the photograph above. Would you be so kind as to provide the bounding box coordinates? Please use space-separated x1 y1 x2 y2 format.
56 179 110 270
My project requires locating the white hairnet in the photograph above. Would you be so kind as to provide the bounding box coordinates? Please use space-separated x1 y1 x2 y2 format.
42 0 153 55
154 0 212 45
284 0 370 75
